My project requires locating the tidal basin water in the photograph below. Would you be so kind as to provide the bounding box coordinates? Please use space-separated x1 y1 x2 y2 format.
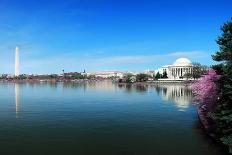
0 82 227 155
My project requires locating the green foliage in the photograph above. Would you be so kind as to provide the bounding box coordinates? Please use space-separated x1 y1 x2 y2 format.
162 71 168 78
87 75 96 79
212 18 232 106
192 62 208 79
0 74 8 79
212 19 232 62
182 62 208 79
50 74 58 78
64 73 86 79
183 73 192 79
74 74 86 79
18 74 27 80
212 63 224 75
123 73 135 83
136 73 148 82
221 135 232 153
155 72 162 79
210 18 232 153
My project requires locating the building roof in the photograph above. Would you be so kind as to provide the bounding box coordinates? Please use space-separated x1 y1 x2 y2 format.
173 58 192 66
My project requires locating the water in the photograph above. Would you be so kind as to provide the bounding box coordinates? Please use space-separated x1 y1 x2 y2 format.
0 82 227 155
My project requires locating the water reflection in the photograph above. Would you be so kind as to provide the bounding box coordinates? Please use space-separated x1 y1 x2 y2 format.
14 82 193 112
15 83 20 118
117 83 149 93
0 82 225 155
117 83 193 110
62 81 118 91
153 84 193 110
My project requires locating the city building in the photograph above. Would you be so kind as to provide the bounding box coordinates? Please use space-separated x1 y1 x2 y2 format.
90 71 124 78
156 58 194 80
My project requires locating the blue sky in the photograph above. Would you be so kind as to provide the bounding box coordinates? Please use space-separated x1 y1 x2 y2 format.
0 0 231 74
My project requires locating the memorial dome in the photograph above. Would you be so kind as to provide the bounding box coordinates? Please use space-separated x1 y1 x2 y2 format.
173 58 192 66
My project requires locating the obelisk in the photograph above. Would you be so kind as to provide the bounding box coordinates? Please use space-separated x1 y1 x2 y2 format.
15 46 20 76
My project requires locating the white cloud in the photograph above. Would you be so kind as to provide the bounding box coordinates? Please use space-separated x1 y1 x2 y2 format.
167 51 207 57
17 50 209 74
95 51 207 64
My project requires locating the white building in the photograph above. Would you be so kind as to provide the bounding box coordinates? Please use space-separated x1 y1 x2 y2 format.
158 58 194 80
91 71 124 78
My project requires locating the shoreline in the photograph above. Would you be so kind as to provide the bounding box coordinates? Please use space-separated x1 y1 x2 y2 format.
0 79 193 84
197 105 230 154
197 105 217 140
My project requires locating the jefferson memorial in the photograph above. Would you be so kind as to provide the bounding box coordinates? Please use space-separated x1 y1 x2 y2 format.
158 58 194 80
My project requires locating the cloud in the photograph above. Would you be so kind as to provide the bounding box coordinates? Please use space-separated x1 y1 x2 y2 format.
96 51 207 64
17 50 209 74
167 51 207 57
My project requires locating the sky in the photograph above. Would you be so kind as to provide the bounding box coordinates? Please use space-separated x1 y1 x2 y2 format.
0 0 232 74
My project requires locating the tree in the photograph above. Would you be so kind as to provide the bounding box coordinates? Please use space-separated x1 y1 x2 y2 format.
192 69 220 110
74 74 85 79
0 74 7 79
136 73 148 82
192 62 208 79
212 18 232 106
87 75 95 79
123 73 134 83
183 73 192 80
162 71 168 78
18 74 27 80
155 72 162 79
50 74 58 79
212 63 224 75
211 18 232 153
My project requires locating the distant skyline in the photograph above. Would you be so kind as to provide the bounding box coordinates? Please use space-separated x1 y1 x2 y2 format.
0 0 232 74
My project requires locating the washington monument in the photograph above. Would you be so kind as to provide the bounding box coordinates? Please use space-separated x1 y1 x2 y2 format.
15 46 20 76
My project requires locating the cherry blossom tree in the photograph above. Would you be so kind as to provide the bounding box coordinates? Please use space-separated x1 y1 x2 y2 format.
191 69 220 111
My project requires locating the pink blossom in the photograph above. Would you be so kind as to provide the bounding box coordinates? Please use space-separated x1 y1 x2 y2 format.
191 69 220 110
